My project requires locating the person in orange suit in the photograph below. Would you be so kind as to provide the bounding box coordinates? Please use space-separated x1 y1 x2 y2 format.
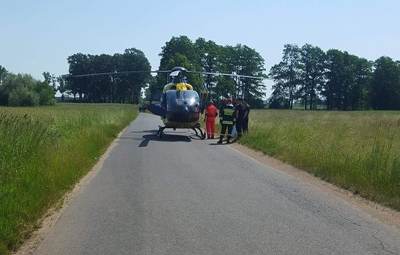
204 100 218 139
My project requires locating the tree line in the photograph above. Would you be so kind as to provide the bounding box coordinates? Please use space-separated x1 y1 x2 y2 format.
0 66 55 106
150 36 267 108
3 37 399 109
62 36 267 107
64 48 151 104
269 44 400 110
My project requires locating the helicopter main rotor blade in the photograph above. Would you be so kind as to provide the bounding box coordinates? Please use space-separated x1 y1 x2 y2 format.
63 70 170 78
187 71 264 80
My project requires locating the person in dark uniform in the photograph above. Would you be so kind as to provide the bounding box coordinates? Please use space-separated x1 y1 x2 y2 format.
235 98 245 139
217 98 236 144
242 100 250 133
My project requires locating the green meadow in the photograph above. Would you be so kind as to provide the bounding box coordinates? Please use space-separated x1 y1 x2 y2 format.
240 110 400 211
0 104 137 253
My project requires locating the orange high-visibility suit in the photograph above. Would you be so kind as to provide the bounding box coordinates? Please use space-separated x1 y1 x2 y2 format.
205 103 218 139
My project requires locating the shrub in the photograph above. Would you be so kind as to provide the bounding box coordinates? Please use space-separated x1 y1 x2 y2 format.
35 82 55 105
0 71 55 107
8 87 39 106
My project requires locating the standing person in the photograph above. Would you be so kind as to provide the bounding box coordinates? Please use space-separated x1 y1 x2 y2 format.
217 98 236 144
242 100 250 133
235 98 245 139
204 100 218 139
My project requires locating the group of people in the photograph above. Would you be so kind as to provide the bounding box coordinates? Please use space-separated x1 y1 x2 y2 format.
204 98 250 144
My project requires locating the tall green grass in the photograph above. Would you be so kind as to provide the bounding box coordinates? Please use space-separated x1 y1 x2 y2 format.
0 104 137 253
240 110 400 210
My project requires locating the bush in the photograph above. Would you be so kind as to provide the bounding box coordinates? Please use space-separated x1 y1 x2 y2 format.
36 82 55 105
8 87 39 106
0 71 55 107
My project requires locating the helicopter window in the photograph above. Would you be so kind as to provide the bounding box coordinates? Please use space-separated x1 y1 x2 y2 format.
182 91 199 99
181 91 200 105
165 90 200 110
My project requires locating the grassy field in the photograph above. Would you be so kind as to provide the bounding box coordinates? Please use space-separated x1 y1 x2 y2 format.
240 110 400 211
0 104 137 254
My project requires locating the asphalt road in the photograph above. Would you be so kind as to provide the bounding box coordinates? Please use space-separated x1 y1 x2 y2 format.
34 113 400 255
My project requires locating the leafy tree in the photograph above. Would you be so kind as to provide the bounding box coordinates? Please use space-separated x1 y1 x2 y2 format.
0 65 8 104
371 57 400 109
348 56 372 110
57 76 67 101
269 44 301 109
42 72 57 92
230 44 266 104
268 81 291 109
118 48 151 104
324 50 372 110
157 36 203 90
67 53 91 99
324 49 345 110
0 65 7 85
195 38 222 96
298 44 326 110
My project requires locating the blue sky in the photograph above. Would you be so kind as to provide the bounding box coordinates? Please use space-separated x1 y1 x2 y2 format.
1 0 399 81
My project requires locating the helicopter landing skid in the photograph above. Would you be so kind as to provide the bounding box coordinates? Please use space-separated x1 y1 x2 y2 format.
157 125 206 140
192 124 206 140
157 126 166 138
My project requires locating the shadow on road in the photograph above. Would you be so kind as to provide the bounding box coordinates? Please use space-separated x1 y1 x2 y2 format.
139 133 192 147
130 129 159 134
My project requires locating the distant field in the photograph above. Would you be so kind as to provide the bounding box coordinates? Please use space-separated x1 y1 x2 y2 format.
240 110 400 211
0 104 137 253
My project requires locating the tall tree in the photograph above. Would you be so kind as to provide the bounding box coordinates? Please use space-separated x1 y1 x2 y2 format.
157 36 203 90
347 56 372 110
324 49 345 110
217 44 266 106
0 65 7 86
299 44 326 110
371 57 400 109
57 76 67 101
195 38 222 97
0 65 8 104
234 45 266 104
67 53 91 100
269 44 301 109
119 48 151 104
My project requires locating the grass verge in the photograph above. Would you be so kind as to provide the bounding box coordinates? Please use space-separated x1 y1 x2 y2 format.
0 103 137 254
239 110 400 211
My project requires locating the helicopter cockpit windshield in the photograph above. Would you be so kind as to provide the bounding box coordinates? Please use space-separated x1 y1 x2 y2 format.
165 90 200 112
